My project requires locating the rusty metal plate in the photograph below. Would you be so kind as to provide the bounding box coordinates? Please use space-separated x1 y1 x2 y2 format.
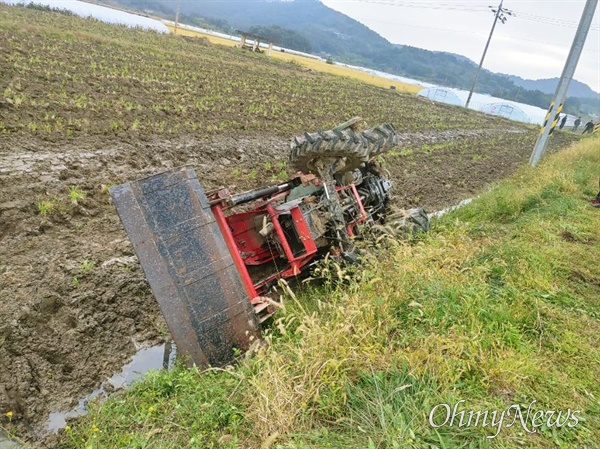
110 167 259 368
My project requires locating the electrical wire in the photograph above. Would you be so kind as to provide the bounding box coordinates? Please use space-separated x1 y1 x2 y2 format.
513 11 600 31
327 0 599 30
496 33 600 54
325 0 490 12
363 17 493 37
360 16 599 54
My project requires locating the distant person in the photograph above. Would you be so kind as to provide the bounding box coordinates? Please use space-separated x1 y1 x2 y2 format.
592 178 600 208
582 120 595 134
573 117 581 131
559 115 567 129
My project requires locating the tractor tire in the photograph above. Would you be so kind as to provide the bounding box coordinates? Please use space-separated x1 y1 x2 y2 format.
290 123 397 174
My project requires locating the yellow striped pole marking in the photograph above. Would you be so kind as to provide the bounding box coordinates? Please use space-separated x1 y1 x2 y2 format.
594 123 600 134
540 102 554 134
548 103 563 136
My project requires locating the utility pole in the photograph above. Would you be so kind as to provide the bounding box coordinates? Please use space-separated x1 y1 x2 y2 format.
174 0 181 35
529 0 598 167
465 1 514 108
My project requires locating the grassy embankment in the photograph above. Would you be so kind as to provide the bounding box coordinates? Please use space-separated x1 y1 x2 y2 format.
163 24 421 94
53 136 599 448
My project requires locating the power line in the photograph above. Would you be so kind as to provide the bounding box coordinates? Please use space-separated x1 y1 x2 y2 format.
514 12 600 30
327 0 490 12
360 18 600 54
332 0 600 30
333 0 487 6
495 33 600 54
364 18 494 36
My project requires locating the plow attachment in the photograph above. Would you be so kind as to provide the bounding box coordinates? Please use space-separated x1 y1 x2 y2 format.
110 167 260 368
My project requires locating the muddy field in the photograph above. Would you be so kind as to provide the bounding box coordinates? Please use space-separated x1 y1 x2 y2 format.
0 127 579 445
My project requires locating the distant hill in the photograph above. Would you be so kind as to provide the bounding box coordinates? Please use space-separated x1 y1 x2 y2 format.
433 51 478 67
164 0 394 62
504 75 599 99
105 0 599 114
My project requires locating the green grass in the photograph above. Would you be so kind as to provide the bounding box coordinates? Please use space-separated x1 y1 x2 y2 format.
69 186 86 205
37 199 58 217
35 187 89 219
51 136 600 448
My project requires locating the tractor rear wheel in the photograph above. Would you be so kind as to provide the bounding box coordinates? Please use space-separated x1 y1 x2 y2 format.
290 123 397 174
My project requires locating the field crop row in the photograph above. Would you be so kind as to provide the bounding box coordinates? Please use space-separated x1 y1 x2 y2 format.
165 24 422 94
1 4 514 140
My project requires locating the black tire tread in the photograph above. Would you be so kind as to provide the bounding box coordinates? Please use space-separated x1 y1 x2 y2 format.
290 123 397 174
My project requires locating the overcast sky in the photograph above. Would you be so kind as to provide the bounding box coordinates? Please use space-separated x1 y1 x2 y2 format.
321 0 600 93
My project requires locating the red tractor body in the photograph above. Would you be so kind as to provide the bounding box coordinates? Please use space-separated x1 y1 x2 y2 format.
208 173 381 322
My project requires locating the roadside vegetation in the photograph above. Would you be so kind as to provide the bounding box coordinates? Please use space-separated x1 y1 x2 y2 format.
51 136 599 448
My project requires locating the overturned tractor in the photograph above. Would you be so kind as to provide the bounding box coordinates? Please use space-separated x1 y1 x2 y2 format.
110 119 427 367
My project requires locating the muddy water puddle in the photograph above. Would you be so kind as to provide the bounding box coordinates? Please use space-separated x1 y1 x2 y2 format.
45 342 176 434
0 430 21 449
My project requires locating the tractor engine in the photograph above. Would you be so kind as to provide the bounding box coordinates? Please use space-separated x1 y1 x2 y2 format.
274 166 392 254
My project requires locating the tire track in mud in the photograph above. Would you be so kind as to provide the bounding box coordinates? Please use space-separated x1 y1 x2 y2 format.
0 149 117 180
0 127 525 182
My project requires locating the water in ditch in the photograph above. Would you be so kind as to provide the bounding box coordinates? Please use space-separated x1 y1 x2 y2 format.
45 341 176 433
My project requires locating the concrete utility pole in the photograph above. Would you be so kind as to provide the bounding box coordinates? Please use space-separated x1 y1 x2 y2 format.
174 0 181 34
529 0 598 167
465 1 514 108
